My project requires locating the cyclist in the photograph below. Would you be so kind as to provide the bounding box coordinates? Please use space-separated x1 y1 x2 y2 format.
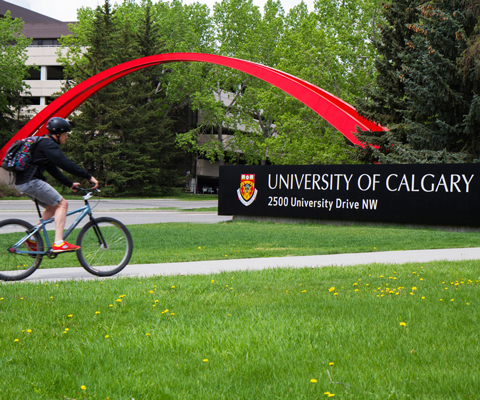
15 117 99 253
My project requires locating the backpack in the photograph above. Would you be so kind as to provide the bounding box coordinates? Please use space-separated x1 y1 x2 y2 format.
1 136 44 173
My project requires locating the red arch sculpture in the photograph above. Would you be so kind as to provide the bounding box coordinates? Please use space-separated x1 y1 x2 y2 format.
0 53 386 160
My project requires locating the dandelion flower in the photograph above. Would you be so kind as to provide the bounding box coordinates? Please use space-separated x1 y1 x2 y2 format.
81 385 86 390
328 287 335 292
95 311 100 315
203 359 208 362
68 314 73 318
116 299 122 303
105 335 110 338
14 339 19 342
310 379 317 383
400 322 407 327
329 362 334 366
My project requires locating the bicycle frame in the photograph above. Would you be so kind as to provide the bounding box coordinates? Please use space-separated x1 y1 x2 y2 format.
11 193 97 257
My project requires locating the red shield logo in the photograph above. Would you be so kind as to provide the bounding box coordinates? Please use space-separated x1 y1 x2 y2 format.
237 174 258 206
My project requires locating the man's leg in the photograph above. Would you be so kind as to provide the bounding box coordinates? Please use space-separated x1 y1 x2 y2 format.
43 198 69 243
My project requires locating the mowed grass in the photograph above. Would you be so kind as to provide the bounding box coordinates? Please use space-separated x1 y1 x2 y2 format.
39 220 480 269
1 260 479 399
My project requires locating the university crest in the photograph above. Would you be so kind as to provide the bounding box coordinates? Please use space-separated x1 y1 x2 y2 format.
237 174 258 206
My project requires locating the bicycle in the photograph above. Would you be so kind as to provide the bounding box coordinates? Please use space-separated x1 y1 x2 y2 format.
0 188 133 281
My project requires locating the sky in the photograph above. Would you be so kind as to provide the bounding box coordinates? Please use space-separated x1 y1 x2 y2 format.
4 0 314 22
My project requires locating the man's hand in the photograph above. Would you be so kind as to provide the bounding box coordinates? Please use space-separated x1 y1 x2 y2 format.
71 182 81 191
90 176 99 189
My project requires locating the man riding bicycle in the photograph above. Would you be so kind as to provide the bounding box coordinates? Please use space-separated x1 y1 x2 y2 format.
15 117 99 253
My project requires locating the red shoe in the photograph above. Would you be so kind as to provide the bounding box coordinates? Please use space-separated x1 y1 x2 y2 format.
25 237 38 252
52 241 80 253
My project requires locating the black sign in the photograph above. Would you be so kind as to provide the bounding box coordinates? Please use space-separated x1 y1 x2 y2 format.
218 164 479 227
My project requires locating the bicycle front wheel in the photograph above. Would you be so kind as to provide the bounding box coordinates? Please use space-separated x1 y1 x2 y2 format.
0 219 44 281
76 217 133 276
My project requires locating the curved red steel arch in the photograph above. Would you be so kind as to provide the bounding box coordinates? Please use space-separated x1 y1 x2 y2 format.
0 53 386 159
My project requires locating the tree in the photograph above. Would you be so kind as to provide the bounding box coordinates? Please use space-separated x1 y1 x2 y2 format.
356 0 480 163
176 0 380 166
59 0 181 195
0 11 31 147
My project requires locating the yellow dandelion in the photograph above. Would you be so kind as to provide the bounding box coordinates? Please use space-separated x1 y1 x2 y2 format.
146 333 151 336
328 287 335 292
14 339 19 342
95 311 100 315
68 314 73 318
81 385 87 390
310 379 317 383
171 285 175 288
105 335 110 338
203 359 208 362
400 322 407 327
116 299 122 303
329 362 334 366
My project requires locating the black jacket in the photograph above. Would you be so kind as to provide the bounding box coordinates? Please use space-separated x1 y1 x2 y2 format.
15 136 92 187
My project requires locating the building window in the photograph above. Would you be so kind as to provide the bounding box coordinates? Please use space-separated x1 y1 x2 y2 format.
47 66 64 80
27 67 41 80
31 39 60 46
22 96 42 105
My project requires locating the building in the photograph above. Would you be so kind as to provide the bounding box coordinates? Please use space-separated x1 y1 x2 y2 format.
0 0 71 114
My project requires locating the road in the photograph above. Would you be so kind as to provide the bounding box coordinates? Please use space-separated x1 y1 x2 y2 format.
0 198 232 226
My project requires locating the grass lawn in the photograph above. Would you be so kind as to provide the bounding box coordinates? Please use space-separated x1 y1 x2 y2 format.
38 220 480 269
1 260 479 399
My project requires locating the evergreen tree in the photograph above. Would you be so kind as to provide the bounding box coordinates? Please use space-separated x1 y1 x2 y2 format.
60 0 180 195
355 0 480 163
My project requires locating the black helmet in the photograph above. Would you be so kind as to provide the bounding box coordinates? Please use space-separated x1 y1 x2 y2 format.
46 117 71 134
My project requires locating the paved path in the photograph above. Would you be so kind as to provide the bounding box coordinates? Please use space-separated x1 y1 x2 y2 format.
22 247 480 283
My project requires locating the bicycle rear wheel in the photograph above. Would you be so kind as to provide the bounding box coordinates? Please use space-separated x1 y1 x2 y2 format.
0 219 44 281
76 217 133 276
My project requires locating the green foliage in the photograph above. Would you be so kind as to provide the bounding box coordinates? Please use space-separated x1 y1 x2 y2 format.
59 1 181 196
176 0 379 166
356 0 480 163
0 11 32 148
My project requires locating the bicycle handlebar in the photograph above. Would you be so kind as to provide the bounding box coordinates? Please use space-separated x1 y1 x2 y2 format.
76 187 101 200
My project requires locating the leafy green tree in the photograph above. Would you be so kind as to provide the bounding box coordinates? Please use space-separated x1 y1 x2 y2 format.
356 0 480 163
0 11 31 147
177 0 379 166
